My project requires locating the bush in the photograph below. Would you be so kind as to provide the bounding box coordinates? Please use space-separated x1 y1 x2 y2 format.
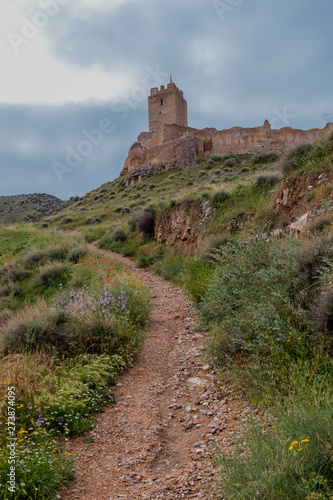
68 247 88 263
111 229 127 242
199 233 233 262
45 246 68 261
129 209 155 238
152 252 185 284
34 263 69 287
297 236 333 295
224 157 241 168
22 249 44 267
62 216 73 224
212 190 229 206
250 150 279 165
254 174 280 190
200 233 304 396
283 144 313 176
1 307 71 354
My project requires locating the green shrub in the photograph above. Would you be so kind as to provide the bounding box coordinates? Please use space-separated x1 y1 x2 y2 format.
224 157 240 168
68 247 88 263
254 174 280 190
152 252 185 284
306 214 333 234
200 233 305 396
212 190 229 206
183 259 214 304
111 229 127 242
283 144 313 176
199 233 233 262
22 249 44 267
2 308 71 354
221 153 239 161
250 150 279 165
34 263 69 288
45 246 68 261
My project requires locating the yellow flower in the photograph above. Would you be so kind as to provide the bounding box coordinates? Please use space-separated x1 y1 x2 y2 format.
289 440 299 450
301 439 309 444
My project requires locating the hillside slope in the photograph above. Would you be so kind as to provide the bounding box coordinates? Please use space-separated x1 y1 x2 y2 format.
0 193 63 224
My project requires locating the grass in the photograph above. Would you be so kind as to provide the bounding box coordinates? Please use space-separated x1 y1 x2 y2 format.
0 226 151 498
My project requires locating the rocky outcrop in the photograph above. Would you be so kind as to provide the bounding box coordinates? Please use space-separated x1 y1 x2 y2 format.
154 200 213 254
275 167 333 233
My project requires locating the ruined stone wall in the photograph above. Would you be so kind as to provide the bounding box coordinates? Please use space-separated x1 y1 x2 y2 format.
120 121 333 182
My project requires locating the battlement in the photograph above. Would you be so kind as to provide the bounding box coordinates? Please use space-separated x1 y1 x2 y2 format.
148 77 188 132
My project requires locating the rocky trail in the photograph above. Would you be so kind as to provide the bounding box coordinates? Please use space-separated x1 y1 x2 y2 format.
60 251 251 500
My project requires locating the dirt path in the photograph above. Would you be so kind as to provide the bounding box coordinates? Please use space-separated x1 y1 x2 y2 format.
60 251 250 500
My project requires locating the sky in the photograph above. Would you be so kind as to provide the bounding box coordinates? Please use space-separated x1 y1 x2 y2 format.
0 0 332 200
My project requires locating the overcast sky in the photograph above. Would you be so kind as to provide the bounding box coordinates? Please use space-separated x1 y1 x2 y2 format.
0 0 332 200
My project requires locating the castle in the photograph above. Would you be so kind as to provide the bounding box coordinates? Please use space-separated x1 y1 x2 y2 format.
120 80 333 185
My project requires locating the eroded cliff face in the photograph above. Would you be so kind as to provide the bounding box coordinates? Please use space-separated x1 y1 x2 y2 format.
275 166 333 233
154 200 213 254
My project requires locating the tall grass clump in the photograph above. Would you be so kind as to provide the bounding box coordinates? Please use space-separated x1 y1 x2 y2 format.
183 259 214 304
152 251 185 284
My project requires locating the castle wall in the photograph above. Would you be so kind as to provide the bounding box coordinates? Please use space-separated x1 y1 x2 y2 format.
120 122 333 181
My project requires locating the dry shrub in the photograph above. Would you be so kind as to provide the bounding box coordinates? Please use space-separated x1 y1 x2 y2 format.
129 209 155 238
22 249 44 267
34 262 68 287
0 302 71 354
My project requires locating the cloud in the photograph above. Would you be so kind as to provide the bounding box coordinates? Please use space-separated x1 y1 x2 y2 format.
0 0 332 199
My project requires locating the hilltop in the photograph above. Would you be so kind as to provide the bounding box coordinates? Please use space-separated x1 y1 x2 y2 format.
0 193 63 225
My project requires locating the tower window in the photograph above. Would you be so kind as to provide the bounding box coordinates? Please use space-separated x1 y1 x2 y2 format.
160 98 163 106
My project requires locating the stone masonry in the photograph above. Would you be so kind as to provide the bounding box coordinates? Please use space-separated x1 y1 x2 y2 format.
148 77 188 132
120 80 333 185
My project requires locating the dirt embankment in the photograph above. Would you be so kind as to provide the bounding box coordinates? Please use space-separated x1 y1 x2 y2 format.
275 167 333 232
154 200 213 255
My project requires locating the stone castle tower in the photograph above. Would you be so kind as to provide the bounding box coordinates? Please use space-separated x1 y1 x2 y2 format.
148 77 188 132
